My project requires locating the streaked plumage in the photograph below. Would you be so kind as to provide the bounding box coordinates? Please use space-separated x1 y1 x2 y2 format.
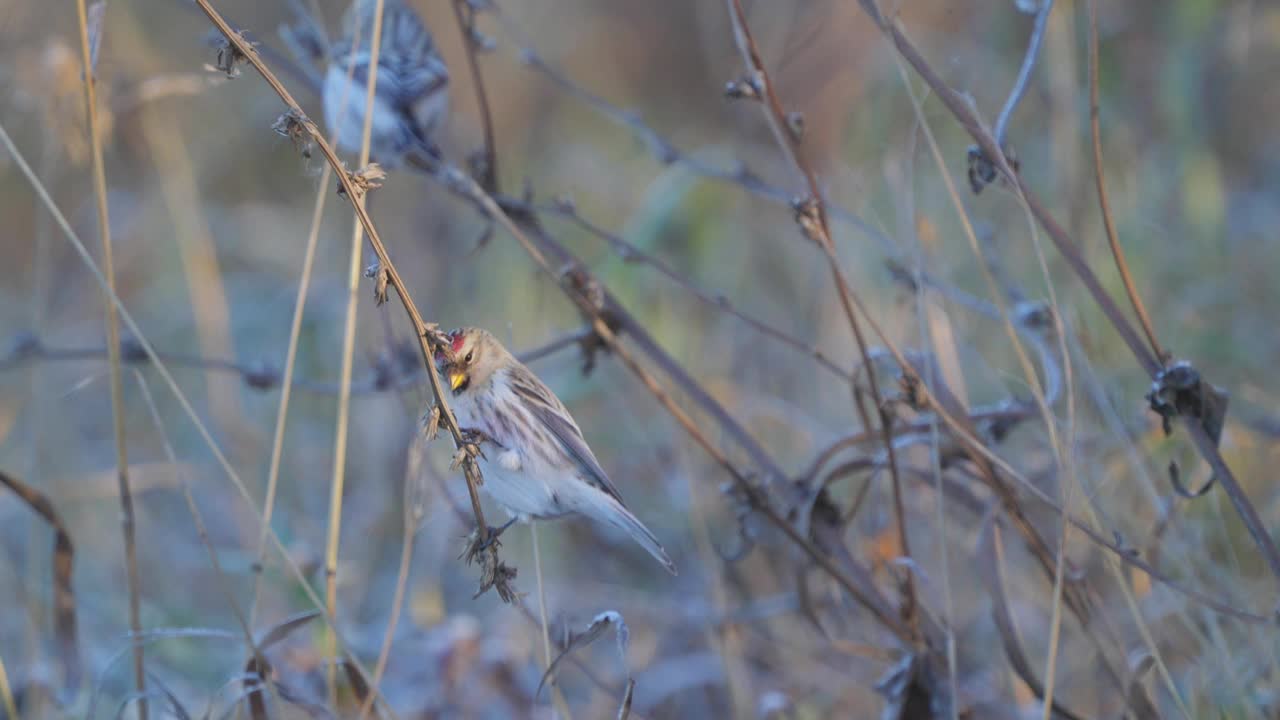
324 0 448 166
436 327 677 575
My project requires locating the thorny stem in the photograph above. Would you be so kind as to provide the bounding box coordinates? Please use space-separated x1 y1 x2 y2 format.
190 0 515 601
723 0 920 641
1088 0 1167 365
993 0 1055 150
74 1 146 715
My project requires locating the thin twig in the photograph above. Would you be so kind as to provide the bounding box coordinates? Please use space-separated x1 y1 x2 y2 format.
131 370 273 710
993 0 1055 150
325 0 388 703
0 331 587 395
1087 0 1166 365
532 523 572 718
74 1 146 714
486 3 895 255
534 199 851 380
357 440 425 720
249 161 330 626
451 0 498 191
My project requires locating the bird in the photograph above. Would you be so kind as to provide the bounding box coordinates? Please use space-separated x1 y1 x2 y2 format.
434 327 677 575
323 0 449 168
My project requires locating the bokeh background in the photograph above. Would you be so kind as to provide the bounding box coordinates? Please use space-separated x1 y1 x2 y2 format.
1 0 1280 717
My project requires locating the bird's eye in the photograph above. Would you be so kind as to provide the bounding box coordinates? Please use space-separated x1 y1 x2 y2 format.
464 351 474 363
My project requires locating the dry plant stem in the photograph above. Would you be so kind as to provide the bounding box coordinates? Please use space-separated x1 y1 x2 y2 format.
249 161 332 626
537 202 851 380
993 0 1054 150
532 523 573 719
902 155 959 718
490 8 895 254
0 330 588 397
189 0 510 598
723 0 918 639
1088 0 1166 364
357 464 421 720
131 370 276 714
858 3 1280 592
326 0 387 704
451 0 498 190
0 123 401 720
0 654 15 720
74 1 146 714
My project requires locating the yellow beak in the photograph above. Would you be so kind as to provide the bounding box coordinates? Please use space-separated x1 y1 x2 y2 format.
448 370 467 391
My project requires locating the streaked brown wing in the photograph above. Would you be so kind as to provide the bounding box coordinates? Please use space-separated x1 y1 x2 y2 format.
508 369 625 504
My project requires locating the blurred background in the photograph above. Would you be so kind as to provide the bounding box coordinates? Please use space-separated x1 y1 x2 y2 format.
1 0 1279 717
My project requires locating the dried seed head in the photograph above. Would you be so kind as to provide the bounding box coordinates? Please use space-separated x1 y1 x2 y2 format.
272 110 313 158
207 30 255 78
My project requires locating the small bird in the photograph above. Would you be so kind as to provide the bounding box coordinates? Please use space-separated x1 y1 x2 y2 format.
435 327 677 575
323 0 449 168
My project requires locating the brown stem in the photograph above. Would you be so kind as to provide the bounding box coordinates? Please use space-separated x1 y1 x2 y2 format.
1088 0 1167 365
74 1 145 714
451 0 499 191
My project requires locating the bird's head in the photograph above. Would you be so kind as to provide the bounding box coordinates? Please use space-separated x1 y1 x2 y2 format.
434 327 505 395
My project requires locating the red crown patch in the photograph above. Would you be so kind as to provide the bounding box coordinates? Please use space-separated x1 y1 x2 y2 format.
450 331 465 353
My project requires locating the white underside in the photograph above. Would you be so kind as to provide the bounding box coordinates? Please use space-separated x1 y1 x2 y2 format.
451 380 603 522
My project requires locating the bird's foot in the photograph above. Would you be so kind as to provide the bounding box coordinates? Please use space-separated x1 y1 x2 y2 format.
459 426 495 447
459 516 518 564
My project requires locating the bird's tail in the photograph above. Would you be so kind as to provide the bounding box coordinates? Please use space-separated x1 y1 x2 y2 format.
594 496 678 575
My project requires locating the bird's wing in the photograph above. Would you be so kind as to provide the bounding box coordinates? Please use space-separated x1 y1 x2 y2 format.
507 367 625 504
378 4 448 99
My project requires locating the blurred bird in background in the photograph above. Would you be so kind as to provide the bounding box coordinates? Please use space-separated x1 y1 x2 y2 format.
312 0 450 168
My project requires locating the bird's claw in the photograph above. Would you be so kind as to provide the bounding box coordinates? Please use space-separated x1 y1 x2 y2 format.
460 426 494 446
459 517 518 564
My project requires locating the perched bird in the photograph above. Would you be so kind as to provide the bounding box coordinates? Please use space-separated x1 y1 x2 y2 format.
323 0 448 168
435 327 677 575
